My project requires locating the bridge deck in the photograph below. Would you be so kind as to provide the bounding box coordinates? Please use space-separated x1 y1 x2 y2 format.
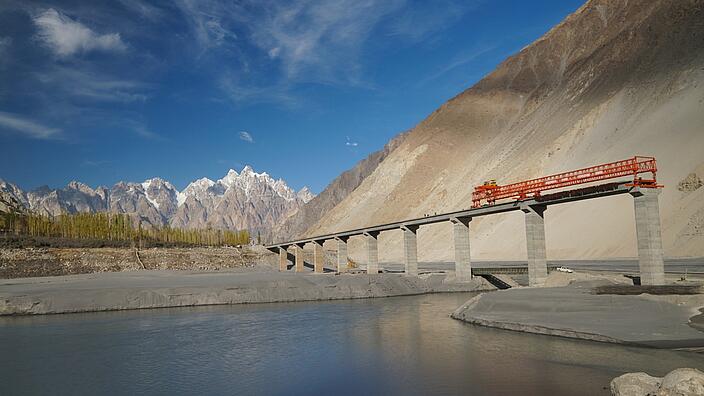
266 181 633 249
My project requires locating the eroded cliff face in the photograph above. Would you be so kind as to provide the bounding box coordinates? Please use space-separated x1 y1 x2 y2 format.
304 0 704 262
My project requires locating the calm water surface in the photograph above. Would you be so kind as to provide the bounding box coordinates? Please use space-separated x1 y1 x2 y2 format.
1 293 703 395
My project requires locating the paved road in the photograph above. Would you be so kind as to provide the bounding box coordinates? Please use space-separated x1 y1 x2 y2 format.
379 258 704 274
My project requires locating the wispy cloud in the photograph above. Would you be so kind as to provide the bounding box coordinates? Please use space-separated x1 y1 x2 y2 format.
0 37 11 55
387 0 471 40
132 123 160 139
116 0 163 21
35 67 148 103
239 131 254 143
219 74 296 107
345 136 359 147
217 159 245 170
82 159 111 167
415 45 496 87
0 111 61 139
0 37 11 71
248 0 402 85
175 0 473 105
174 0 240 52
33 8 127 57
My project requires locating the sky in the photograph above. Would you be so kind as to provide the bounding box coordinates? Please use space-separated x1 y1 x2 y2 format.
0 0 586 193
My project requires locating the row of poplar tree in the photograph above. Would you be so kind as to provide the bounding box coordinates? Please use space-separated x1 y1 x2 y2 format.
0 211 250 247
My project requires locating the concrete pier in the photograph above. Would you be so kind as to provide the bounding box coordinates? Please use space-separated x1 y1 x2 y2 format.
278 247 288 272
451 217 473 281
521 204 548 287
365 232 379 274
631 188 665 285
335 237 348 273
295 244 305 273
402 226 419 276
313 241 324 274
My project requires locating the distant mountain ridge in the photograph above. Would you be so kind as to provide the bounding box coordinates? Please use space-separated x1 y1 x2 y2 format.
0 166 314 237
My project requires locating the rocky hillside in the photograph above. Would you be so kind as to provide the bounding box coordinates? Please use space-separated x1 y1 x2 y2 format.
275 132 407 240
303 0 704 262
1 166 313 236
0 182 26 215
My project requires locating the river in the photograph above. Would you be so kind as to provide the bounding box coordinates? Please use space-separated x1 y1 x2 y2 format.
1 292 702 395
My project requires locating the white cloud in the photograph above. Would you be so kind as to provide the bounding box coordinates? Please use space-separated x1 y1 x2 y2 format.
267 47 281 59
345 136 358 147
239 131 254 143
0 37 11 55
249 0 404 84
175 0 239 51
246 0 473 85
33 8 127 57
117 0 163 21
0 111 60 139
179 0 472 104
82 160 111 167
132 124 159 139
36 67 148 103
415 45 496 87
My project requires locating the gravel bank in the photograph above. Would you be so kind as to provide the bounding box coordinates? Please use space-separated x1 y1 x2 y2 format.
0 246 274 279
451 279 704 349
0 271 493 316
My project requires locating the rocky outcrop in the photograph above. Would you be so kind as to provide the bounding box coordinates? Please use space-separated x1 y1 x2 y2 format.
611 368 704 396
275 132 406 241
0 180 27 214
302 0 704 261
610 373 661 396
678 173 703 194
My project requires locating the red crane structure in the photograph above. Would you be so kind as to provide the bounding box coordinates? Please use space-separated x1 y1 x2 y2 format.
472 156 661 208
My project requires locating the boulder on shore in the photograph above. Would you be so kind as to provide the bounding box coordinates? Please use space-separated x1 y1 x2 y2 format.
611 368 704 396
610 373 660 396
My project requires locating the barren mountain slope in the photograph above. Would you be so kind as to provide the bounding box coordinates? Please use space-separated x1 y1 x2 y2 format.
275 132 406 240
305 0 704 262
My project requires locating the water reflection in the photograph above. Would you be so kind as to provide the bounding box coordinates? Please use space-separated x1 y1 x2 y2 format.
1 293 702 395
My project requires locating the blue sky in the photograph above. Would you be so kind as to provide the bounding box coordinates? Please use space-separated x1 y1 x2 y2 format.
0 0 585 193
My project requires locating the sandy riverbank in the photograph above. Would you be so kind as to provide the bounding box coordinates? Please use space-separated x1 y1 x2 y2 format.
451 278 704 349
0 270 493 316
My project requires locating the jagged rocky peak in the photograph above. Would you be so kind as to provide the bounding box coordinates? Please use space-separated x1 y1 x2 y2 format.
178 177 216 206
219 169 240 188
142 177 176 191
0 179 29 208
212 165 302 202
142 177 178 214
67 180 94 193
297 187 315 203
3 164 316 235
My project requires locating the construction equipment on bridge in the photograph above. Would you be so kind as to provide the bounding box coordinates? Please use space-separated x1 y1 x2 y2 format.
472 156 661 208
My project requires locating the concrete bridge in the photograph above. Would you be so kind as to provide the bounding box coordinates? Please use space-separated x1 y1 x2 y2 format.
266 181 665 286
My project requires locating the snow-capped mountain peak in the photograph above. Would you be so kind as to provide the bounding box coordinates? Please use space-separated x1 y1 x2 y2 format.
177 177 215 206
213 165 299 202
297 187 315 203
218 169 240 188
2 166 317 238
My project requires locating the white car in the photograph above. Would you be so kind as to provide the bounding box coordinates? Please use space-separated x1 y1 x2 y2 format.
556 266 573 273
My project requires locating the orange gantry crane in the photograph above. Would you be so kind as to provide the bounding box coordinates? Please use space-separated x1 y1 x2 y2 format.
471 156 661 208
